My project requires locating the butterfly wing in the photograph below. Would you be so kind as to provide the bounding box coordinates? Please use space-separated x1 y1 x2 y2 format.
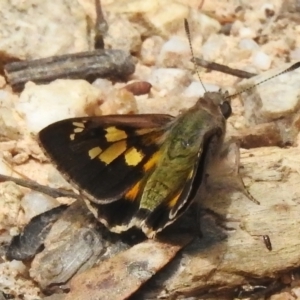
39 114 173 203
39 114 174 231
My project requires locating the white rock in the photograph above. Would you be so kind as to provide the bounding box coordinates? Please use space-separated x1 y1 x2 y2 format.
0 106 22 140
239 27 256 39
239 39 260 51
45 165 73 191
136 94 197 116
8 260 27 275
21 191 60 222
239 63 300 121
231 20 244 36
15 80 101 133
0 90 15 108
251 51 272 70
158 35 190 67
182 81 220 98
0 90 21 139
104 0 159 14
92 78 113 90
290 48 300 61
0 260 40 299
201 34 226 61
140 36 165 66
160 36 189 55
147 68 191 93
0 0 89 60
147 2 189 35
263 68 300 117
239 64 300 146
106 0 189 36
191 11 221 40
104 15 142 52
0 157 16 176
100 88 138 115
0 182 23 230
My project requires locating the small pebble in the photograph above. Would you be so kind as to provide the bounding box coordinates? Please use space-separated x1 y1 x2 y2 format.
251 51 272 70
201 34 226 61
21 191 60 222
239 39 260 51
182 81 219 98
158 35 190 66
148 68 190 92
239 27 256 39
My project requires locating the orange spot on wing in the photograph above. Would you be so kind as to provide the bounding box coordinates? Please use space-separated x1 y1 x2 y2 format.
143 151 160 172
168 192 181 208
125 181 142 201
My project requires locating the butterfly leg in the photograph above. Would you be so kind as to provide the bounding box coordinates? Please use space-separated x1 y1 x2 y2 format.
209 139 260 205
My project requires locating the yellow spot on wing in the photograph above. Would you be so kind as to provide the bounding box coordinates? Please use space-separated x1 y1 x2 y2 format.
88 146 102 159
105 126 127 142
70 133 75 140
125 181 142 201
125 147 144 166
74 128 84 133
99 140 127 164
72 122 85 128
143 151 160 171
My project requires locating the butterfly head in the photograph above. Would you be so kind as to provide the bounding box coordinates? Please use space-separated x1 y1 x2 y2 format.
193 90 232 122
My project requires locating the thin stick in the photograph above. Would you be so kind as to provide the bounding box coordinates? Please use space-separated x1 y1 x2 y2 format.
193 57 257 79
0 174 80 200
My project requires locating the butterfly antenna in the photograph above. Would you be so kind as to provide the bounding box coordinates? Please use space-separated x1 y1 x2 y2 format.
227 61 300 99
184 19 207 92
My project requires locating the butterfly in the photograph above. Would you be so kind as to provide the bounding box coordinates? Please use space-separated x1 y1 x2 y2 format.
38 90 231 238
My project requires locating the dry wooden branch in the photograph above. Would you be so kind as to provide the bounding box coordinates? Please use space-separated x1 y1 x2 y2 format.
4 49 135 92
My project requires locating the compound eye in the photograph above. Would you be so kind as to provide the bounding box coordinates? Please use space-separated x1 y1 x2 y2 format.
220 101 232 119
